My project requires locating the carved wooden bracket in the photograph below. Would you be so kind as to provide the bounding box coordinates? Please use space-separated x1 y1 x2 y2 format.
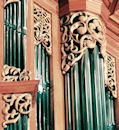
60 11 107 74
34 4 52 55
2 65 31 81
2 93 32 128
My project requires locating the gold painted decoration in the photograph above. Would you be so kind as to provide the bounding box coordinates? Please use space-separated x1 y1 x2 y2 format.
60 11 107 74
2 93 32 128
34 4 52 55
106 54 117 98
2 65 31 81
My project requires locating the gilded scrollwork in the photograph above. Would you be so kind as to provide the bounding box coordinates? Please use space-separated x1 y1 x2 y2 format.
2 65 31 81
2 93 32 128
60 11 107 74
34 4 52 55
106 54 117 98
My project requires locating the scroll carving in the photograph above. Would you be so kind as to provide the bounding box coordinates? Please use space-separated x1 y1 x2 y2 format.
2 65 31 81
106 54 117 98
60 11 107 74
34 4 52 55
2 93 32 128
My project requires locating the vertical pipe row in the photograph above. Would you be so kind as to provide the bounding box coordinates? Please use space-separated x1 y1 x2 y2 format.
64 46 115 130
35 45 50 130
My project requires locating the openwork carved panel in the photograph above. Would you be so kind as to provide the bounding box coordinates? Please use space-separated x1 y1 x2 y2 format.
106 53 117 98
34 4 52 55
2 65 31 81
60 11 107 74
2 93 32 128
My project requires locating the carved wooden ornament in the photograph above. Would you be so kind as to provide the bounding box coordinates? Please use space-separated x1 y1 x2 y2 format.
2 65 31 81
106 54 117 98
60 11 117 98
60 11 107 74
2 93 32 128
34 4 52 55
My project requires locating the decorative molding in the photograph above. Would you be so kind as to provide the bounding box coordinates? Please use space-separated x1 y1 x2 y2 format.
106 53 117 98
60 11 107 74
34 4 52 55
2 93 32 128
2 65 31 81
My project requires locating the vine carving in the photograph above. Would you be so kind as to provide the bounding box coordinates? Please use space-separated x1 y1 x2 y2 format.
34 4 52 55
60 11 107 74
106 54 117 98
2 65 31 81
2 93 32 128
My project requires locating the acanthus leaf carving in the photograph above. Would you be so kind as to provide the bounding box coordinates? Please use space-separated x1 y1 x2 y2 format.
2 93 32 128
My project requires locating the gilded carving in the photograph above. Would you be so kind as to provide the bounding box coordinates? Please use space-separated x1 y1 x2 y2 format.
106 54 117 98
2 65 31 81
60 11 107 74
34 4 52 55
2 93 32 128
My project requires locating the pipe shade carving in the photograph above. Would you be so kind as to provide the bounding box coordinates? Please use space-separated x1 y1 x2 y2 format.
2 65 31 81
60 11 117 98
34 4 52 55
106 53 117 98
2 93 32 128
60 11 106 74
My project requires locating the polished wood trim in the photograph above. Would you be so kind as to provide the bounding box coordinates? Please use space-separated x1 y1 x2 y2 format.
51 13 65 130
115 59 119 126
0 80 39 105
26 0 35 79
34 0 58 15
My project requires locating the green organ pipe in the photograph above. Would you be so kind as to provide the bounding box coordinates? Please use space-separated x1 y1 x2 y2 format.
65 46 115 130
35 44 50 130
4 1 28 130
